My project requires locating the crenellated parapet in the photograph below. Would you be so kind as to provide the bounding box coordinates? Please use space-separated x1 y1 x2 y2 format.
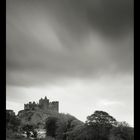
49 101 59 112
24 96 59 112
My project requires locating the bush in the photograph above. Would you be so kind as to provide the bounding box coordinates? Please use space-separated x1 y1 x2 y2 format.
109 122 134 140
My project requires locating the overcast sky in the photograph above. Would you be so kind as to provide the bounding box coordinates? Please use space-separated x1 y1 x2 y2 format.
6 0 133 126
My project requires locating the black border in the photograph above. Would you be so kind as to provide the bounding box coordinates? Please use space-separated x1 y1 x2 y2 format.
0 0 6 139
2 0 135 140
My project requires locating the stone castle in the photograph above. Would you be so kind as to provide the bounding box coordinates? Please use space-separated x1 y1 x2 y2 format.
24 96 59 113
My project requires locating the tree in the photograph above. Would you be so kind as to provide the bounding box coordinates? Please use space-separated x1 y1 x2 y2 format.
68 124 91 140
110 121 134 140
55 113 82 140
85 110 117 140
116 121 130 127
21 124 37 138
45 116 58 137
6 111 20 132
45 113 84 140
86 111 117 127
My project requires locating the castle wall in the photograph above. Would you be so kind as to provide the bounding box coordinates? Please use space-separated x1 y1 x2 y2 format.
24 97 59 112
49 101 59 112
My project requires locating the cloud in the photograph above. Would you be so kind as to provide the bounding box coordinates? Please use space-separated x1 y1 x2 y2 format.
97 99 123 107
6 17 133 87
6 0 133 86
49 0 133 37
6 100 23 115
6 0 133 126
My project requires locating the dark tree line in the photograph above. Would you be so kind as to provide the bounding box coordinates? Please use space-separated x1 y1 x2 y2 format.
6 111 38 139
6 110 134 140
45 111 134 140
6 111 20 132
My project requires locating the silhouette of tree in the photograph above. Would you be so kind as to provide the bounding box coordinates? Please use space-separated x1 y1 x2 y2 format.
110 121 134 140
45 116 58 137
86 111 117 127
6 111 20 132
85 110 117 140
21 124 37 138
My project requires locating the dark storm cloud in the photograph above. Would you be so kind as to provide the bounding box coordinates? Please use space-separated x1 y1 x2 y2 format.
46 0 133 37
6 0 133 86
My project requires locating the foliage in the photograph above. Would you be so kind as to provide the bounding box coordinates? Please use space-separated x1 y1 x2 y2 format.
6 109 134 140
86 110 117 127
109 121 134 140
45 116 58 137
21 124 38 138
83 111 117 140
43 111 134 140
6 111 21 133
44 113 83 140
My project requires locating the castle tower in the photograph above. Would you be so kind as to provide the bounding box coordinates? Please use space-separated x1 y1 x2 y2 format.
49 101 59 112
39 96 49 110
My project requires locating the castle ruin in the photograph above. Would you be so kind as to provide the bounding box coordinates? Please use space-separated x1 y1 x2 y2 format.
24 96 59 113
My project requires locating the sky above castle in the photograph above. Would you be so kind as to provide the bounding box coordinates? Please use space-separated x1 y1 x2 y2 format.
6 0 133 126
